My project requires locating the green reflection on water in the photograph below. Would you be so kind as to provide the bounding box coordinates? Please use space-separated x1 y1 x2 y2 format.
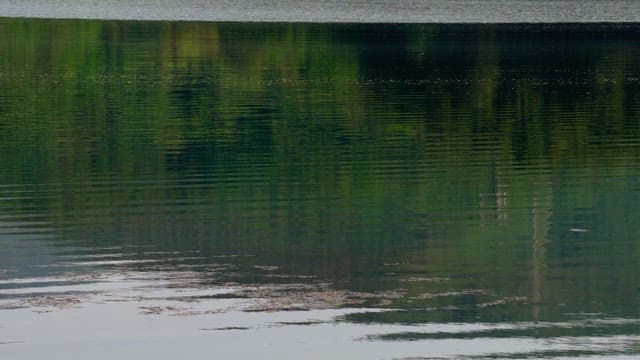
1 19 640 329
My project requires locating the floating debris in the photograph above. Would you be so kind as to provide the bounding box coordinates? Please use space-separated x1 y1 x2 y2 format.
475 296 528 308
412 289 488 300
242 287 406 312
138 306 164 315
138 305 189 315
0 270 406 316
24 295 82 309
170 309 228 316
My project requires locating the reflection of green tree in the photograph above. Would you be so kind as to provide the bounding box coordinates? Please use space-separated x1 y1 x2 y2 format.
1 19 640 320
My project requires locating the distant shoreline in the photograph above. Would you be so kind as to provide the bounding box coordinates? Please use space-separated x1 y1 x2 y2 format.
1 0 640 24
2 16 640 34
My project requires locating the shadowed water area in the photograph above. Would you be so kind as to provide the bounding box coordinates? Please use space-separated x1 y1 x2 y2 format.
1 19 640 359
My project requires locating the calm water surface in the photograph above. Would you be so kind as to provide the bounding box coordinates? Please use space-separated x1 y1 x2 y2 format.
1 19 640 359
2 0 640 22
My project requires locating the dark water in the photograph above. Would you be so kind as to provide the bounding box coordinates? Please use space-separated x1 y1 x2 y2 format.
1 19 640 359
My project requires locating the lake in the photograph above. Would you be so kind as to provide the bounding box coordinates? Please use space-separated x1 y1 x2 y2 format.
2 0 640 22
1 18 640 359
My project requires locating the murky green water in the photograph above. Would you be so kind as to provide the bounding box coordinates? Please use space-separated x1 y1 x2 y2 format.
1 19 640 359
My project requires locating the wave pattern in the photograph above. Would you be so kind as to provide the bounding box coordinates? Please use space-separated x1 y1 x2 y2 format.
1 20 640 359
